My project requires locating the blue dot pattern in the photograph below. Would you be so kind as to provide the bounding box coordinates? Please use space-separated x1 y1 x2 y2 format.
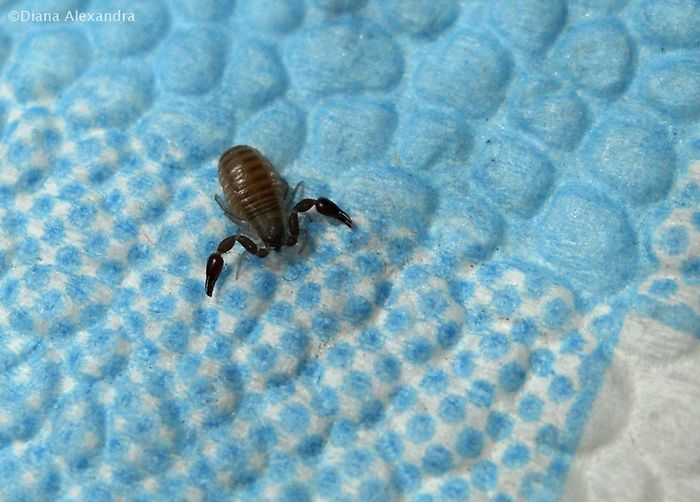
0 0 699 500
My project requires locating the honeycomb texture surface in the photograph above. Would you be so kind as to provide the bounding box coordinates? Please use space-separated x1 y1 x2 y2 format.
0 0 699 500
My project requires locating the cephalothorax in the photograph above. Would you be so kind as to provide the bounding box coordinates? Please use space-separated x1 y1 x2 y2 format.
205 145 353 296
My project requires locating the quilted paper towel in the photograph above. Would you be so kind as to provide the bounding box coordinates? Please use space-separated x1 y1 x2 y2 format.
0 0 699 501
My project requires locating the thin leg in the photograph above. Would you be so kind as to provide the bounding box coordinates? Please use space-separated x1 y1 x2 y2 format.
286 197 352 247
215 195 248 227
286 181 304 206
298 229 308 254
205 234 269 296
235 251 247 280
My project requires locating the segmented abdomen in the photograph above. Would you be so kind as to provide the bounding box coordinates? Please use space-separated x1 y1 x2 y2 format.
218 145 286 223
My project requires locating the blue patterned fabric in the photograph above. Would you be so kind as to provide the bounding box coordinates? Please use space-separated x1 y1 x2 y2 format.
0 0 699 500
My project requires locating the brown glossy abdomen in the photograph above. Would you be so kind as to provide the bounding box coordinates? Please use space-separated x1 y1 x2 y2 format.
218 145 287 244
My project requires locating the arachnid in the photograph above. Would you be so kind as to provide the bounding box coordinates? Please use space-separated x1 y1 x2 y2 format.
205 145 353 296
